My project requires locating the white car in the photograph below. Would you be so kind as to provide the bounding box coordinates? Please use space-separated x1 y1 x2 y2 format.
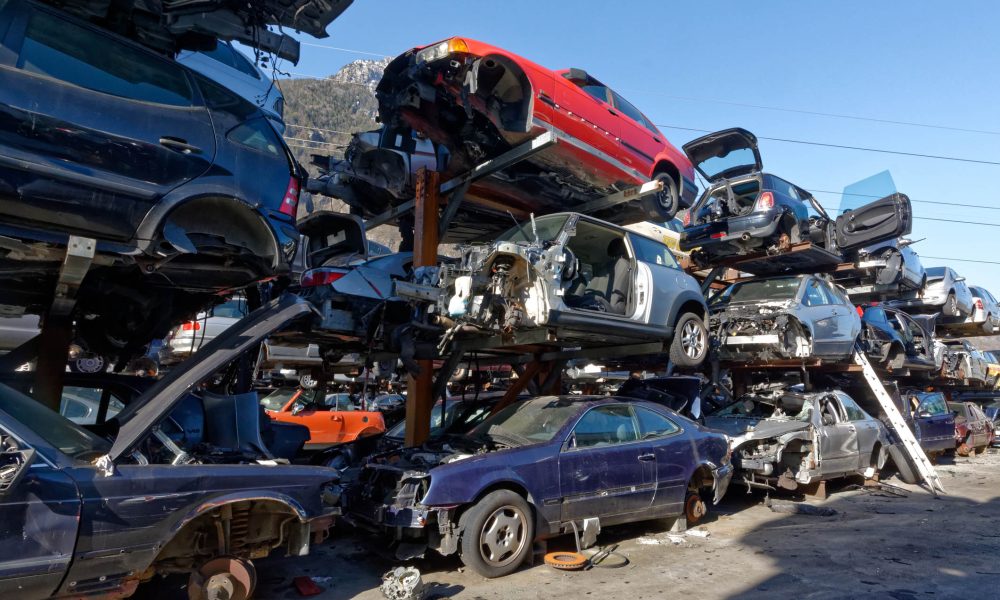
162 296 248 361
966 285 1000 334
177 40 285 132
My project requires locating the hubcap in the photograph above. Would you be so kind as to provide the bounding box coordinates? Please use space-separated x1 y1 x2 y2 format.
656 185 674 209
479 506 527 567
681 321 706 359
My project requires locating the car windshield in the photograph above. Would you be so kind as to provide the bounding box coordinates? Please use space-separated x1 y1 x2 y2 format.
925 267 947 280
469 397 581 444
713 277 801 305
386 401 460 439
0 383 111 462
496 215 569 243
260 388 298 411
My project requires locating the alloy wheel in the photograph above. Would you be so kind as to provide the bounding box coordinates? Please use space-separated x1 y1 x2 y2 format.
681 320 706 360
478 505 528 568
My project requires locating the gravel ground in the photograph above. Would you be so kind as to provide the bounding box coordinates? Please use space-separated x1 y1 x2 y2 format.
137 451 1000 600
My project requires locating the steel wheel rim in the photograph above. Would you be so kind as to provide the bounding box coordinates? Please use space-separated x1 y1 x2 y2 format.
681 321 706 359
656 183 675 209
479 505 528 568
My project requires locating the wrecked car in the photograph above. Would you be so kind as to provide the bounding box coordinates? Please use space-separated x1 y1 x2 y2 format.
704 387 889 493
375 37 696 228
889 266 975 319
343 396 732 578
680 128 912 264
941 340 990 385
426 213 710 367
710 275 861 363
0 295 341 600
833 237 927 300
949 401 995 456
859 305 937 373
261 386 386 450
0 0 307 365
899 389 955 458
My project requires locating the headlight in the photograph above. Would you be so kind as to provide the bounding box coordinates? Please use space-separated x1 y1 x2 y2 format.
415 38 469 64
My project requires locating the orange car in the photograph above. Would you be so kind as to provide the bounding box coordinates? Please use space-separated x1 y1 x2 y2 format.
261 388 385 450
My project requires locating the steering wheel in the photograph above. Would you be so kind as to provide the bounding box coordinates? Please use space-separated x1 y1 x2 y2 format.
561 247 578 281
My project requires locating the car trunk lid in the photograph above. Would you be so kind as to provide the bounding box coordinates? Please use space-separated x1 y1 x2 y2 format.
683 128 762 183
298 211 369 269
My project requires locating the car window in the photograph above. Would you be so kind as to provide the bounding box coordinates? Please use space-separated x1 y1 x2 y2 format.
610 90 647 126
768 176 800 201
570 405 638 449
820 396 845 424
864 307 888 325
18 8 193 106
212 297 248 319
713 276 801 305
916 393 947 417
228 117 284 157
580 83 609 103
0 383 110 462
634 406 679 439
203 41 261 79
802 280 830 307
837 393 868 422
824 282 851 306
628 233 679 269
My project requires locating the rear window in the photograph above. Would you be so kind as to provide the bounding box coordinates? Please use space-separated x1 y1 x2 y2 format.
925 267 946 279
714 277 801 305
18 8 194 106
228 118 284 157
203 41 260 79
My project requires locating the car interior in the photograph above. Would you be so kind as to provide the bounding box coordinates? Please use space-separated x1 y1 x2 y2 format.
695 179 762 222
564 221 633 315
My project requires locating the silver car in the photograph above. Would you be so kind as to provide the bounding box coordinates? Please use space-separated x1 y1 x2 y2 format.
430 213 710 367
161 296 248 363
705 387 889 492
965 286 1000 334
891 266 974 318
710 274 861 362
942 340 989 384
835 237 926 299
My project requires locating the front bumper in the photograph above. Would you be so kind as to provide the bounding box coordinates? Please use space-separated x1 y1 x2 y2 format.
713 463 734 503
681 210 782 253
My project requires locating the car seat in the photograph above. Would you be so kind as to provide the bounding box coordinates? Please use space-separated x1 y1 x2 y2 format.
566 238 631 314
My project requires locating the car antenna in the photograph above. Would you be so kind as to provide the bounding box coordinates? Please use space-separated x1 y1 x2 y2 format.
506 210 521 231
529 212 539 243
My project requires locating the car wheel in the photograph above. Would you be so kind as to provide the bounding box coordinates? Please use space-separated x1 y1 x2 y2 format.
299 373 318 389
70 354 106 374
459 490 534 578
669 313 708 368
641 172 680 221
983 316 996 334
886 443 919 484
944 292 959 317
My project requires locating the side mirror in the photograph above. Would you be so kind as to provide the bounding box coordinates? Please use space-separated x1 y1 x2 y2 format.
917 411 932 419
955 276 967 282
291 404 305 416
0 441 35 496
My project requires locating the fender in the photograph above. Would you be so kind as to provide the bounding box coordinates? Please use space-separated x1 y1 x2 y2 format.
667 289 708 327
422 467 535 508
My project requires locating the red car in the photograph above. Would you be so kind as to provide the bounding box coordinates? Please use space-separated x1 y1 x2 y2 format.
949 401 995 456
376 37 696 226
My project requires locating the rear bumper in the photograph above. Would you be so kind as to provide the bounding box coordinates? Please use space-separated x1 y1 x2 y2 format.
681 210 782 252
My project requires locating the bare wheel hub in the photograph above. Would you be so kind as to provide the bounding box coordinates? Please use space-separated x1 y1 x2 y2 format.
188 557 255 600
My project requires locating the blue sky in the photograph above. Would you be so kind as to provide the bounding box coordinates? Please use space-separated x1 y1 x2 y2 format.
279 0 1000 287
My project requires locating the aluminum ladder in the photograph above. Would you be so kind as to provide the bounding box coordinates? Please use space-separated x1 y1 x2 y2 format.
853 350 946 495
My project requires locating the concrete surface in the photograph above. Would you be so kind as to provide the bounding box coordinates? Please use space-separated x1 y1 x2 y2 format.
136 451 1000 600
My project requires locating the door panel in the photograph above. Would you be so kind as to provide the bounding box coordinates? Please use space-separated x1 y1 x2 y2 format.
835 193 912 252
0 462 80 598
553 79 621 163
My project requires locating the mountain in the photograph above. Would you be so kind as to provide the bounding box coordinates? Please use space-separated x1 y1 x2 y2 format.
277 58 407 251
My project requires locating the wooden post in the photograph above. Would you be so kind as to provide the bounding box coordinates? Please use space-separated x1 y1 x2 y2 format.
405 168 440 447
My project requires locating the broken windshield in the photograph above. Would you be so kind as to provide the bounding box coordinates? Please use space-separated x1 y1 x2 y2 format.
713 276 802 306
496 215 569 243
470 397 580 444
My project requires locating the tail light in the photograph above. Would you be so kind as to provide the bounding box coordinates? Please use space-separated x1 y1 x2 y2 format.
755 191 775 211
181 321 201 331
976 299 984 310
682 211 691 226
279 176 300 217
301 268 347 288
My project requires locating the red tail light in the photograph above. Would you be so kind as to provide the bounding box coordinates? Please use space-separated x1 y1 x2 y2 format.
711 232 727 239
279 176 300 217
301 268 347 287
976 299 984 310
682 211 691 226
755 191 775 211
181 321 201 331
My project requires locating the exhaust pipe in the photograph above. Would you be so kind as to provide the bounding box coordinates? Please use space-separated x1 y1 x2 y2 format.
741 232 752 242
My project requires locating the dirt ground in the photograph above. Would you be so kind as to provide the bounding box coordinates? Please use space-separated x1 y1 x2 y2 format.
137 451 1000 600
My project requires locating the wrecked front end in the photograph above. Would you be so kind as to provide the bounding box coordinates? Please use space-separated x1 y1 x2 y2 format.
707 415 820 492
433 239 569 337
712 303 812 362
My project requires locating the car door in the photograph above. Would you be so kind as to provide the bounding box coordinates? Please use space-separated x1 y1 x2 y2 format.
913 392 954 450
0 2 216 240
0 421 80 598
952 277 975 315
969 404 991 447
836 392 879 470
628 232 684 327
609 89 660 173
559 404 655 522
554 71 622 165
799 278 850 357
633 405 689 513
834 193 912 253
816 394 859 474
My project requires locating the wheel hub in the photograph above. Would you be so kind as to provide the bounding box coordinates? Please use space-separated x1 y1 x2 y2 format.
681 322 706 359
480 507 526 567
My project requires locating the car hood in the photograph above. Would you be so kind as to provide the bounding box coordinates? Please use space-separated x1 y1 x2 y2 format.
704 415 811 447
683 128 762 183
107 294 316 462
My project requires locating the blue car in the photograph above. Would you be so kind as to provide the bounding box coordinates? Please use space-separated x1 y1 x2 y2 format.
345 395 732 578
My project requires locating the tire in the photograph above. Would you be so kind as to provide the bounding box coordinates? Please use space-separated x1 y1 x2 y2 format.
459 490 534 578
886 443 919 484
943 292 959 317
641 172 680 221
669 313 709 368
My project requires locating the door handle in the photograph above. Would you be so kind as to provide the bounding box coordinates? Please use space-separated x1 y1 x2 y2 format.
159 137 202 154
653 136 662 143
607 107 618 116
637 453 655 462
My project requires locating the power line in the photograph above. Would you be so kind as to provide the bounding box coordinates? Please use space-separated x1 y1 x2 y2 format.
657 124 1000 167
298 41 390 58
922 256 1000 266
285 124 356 136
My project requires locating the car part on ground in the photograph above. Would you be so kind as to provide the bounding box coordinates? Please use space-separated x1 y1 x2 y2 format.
343 396 731 578
709 275 861 363
374 37 696 232
704 387 888 492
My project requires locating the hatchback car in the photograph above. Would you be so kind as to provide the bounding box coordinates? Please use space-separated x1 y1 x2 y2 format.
261 387 385 450
344 396 732 578
680 129 911 264
963 285 1000 334
432 212 710 367
376 37 696 228
710 274 861 363
0 0 303 361
890 267 974 319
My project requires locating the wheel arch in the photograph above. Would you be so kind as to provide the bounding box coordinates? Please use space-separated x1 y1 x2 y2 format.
668 294 708 329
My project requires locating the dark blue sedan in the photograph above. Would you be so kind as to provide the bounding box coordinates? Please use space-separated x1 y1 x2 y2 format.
345 395 733 578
